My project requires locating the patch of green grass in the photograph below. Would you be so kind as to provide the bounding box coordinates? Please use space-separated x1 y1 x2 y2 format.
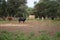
0 31 13 40
34 34 51 40
55 32 60 37
28 32 35 39
38 30 47 33
0 31 60 40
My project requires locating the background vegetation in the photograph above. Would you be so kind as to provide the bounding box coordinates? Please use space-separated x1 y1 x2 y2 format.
0 0 60 20
0 31 60 40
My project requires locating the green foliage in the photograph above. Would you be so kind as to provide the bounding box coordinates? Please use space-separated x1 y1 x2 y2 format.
0 0 27 17
34 34 51 40
34 0 60 19
55 32 60 37
0 31 13 40
0 0 7 17
28 32 35 39
14 33 26 40
0 31 60 40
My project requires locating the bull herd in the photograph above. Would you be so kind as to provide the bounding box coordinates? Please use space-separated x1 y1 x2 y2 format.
6 17 26 23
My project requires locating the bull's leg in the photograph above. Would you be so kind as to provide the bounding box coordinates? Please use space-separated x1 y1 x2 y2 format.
23 21 25 23
23 21 24 23
19 21 21 23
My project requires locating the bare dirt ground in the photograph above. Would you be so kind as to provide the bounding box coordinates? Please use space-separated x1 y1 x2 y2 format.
0 20 60 36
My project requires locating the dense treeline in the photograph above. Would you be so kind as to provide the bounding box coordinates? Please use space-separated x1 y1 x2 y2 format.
34 0 60 20
0 0 27 18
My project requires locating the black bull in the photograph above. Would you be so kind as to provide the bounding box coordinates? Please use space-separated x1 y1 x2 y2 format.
19 17 26 23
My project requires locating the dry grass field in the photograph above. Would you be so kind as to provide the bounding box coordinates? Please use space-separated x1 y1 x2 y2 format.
0 20 60 35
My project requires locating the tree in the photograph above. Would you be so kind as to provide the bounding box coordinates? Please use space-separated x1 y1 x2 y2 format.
7 0 27 17
26 7 34 15
0 0 27 18
0 0 7 17
34 2 48 19
46 1 60 20
34 0 59 20
40 0 50 2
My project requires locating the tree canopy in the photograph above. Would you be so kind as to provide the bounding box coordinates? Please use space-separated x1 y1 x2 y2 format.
0 0 27 17
34 0 60 20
